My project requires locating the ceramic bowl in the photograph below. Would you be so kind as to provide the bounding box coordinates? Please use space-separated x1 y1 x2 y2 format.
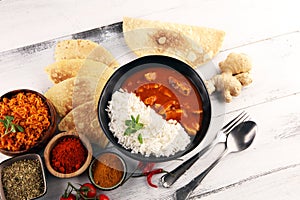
0 89 57 156
43 131 93 178
98 55 211 162
88 151 127 190
0 153 47 200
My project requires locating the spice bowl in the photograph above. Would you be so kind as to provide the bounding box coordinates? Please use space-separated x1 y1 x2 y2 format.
0 89 57 156
0 153 47 200
89 151 127 190
43 131 93 178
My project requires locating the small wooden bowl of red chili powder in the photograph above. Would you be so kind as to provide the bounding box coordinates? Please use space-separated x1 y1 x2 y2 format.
43 131 92 178
89 152 127 190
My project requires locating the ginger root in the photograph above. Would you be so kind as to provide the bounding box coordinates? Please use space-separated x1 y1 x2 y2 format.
205 53 253 102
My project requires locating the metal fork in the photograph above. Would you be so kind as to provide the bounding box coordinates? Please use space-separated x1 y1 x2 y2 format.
160 111 250 188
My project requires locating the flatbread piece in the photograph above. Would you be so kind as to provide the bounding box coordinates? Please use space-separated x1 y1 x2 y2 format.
123 17 225 68
44 77 95 117
45 59 112 84
58 101 109 148
54 39 119 68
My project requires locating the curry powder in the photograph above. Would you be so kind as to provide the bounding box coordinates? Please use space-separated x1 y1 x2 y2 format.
93 153 124 188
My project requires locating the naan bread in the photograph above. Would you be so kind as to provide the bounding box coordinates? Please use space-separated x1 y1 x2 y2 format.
54 39 119 68
87 46 119 69
44 77 95 117
55 39 98 61
45 59 112 84
93 66 115 106
123 17 225 68
58 101 109 148
45 64 115 117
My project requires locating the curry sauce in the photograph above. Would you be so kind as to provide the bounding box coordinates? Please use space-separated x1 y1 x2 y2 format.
122 66 203 135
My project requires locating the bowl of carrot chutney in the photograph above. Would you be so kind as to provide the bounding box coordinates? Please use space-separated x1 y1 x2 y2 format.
0 89 57 156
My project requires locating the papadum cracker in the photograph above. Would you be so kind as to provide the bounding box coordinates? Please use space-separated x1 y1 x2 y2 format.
123 17 225 68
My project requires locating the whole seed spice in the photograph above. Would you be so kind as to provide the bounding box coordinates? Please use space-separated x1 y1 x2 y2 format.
1 159 44 200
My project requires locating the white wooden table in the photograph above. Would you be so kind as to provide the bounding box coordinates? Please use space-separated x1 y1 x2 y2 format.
0 0 299 199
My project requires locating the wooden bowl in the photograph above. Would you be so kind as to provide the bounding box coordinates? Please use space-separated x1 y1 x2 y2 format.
0 89 57 156
43 131 93 178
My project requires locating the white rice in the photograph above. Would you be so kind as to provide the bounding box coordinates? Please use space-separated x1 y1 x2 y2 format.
107 89 190 157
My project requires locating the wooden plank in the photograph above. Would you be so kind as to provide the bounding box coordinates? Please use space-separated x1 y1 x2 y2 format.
192 164 300 200
0 0 184 52
1 0 299 53
205 31 300 115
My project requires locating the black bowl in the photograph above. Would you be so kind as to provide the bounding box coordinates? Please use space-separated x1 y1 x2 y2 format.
98 55 211 162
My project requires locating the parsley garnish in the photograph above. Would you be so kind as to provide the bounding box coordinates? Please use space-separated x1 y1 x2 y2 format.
124 114 144 144
0 116 24 137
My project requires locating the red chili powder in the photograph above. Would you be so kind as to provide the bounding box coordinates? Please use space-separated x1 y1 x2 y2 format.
50 136 87 174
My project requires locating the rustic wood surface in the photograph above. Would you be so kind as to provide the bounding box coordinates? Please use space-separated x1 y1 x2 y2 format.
0 0 299 199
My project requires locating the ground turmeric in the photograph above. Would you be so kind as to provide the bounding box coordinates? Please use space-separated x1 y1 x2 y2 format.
92 153 124 189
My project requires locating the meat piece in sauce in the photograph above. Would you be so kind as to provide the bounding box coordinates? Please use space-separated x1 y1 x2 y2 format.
165 109 183 121
144 95 157 106
158 100 179 115
144 72 157 81
182 122 200 135
168 76 191 96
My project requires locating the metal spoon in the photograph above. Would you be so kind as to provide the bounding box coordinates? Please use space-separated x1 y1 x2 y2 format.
173 121 257 200
161 111 249 188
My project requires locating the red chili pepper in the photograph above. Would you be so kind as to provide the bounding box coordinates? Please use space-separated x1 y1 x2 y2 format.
135 163 168 188
147 172 158 188
147 168 164 175
146 168 166 188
